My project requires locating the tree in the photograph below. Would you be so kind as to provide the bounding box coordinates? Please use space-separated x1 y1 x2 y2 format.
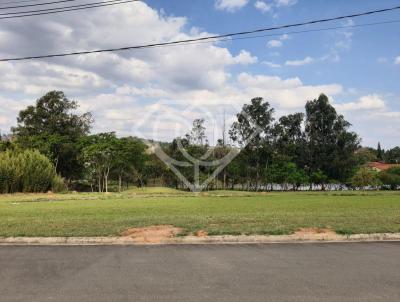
12 91 92 182
112 137 147 192
265 155 308 191
379 167 400 190
82 133 117 193
310 169 328 190
384 147 400 164
354 147 377 165
186 119 207 146
351 167 381 189
304 94 359 184
377 142 384 161
230 97 274 190
272 112 305 166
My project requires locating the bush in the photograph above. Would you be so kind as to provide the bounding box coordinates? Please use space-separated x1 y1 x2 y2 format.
52 174 67 193
379 167 400 190
0 151 20 193
0 150 57 193
351 167 381 189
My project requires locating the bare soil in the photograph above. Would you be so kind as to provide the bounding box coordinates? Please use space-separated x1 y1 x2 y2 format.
121 225 183 243
195 230 208 237
294 228 336 235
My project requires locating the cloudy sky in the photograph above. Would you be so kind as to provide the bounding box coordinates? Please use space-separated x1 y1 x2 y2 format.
0 0 399 147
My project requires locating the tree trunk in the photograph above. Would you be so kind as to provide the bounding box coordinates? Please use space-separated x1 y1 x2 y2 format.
118 174 122 193
104 166 110 193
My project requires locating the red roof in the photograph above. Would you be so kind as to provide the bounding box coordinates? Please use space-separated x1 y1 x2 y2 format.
367 162 400 171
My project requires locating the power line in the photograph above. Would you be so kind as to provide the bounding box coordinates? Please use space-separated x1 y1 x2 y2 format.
0 6 399 62
151 19 400 49
0 0 139 19
0 0 46 5
0 0 78 10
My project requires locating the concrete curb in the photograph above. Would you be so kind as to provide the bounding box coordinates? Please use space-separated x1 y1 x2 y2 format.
1 233 400 245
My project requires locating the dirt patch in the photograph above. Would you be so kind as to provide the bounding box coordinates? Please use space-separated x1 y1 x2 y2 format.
121 225 183 243
294 227 336 237
195 230 208 237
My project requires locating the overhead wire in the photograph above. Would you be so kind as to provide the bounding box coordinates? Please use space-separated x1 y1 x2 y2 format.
0 0 80 10
1 5 399 62
0 0 139 19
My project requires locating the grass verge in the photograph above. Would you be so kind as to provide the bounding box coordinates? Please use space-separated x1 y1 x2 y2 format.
0 189 399 237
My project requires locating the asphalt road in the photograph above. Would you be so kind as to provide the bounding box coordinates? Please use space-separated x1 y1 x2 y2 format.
0 243 399 302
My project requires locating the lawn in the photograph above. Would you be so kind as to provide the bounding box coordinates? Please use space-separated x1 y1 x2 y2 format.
0 188 400 237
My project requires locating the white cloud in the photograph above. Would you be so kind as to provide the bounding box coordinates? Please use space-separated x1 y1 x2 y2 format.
267 40 283 48
0 1 398 147
333 95 399 148
263 61 281 68
274 0 297 7
335 95 386 112
280 34 290 41
395 56 400 65
236 73 343 109
254 1 272 13
215 0 249 12
267 34 289 48
285 56 314 66
232 50 258 64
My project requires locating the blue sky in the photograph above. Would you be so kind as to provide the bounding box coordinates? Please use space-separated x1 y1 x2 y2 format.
147 0 400 102
0 0 399 148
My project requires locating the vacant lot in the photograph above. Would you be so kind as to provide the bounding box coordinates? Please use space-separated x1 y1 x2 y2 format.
0 188 399 237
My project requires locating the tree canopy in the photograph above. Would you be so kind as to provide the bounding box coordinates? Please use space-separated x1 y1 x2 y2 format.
12 91 93 181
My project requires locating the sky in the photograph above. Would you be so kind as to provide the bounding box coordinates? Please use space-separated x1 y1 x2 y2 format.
0 0 399 148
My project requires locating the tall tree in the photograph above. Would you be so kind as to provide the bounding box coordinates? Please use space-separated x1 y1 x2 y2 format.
82 132 117 193
272 112 306 166
186 119 207 146
12 91 92 181
230 97 274 190
112 137 147 192
377 142 384 161
384 146 400 164
304 94 359 185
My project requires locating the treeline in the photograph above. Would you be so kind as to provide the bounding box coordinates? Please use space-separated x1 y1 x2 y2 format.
0 91 399 193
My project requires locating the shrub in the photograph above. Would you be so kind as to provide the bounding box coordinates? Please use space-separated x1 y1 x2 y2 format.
379 167 400 190
52 174 67 193
351 167 381 189
0 150 57 193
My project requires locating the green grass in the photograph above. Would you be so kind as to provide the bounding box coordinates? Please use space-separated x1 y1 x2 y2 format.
0 188 400 237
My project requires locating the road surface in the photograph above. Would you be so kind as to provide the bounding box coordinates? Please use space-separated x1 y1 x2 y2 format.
0 242 399 301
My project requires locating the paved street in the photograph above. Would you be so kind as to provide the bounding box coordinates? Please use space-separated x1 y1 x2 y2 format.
0 242 399 302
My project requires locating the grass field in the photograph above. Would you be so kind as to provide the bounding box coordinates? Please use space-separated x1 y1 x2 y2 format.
0 188 400 237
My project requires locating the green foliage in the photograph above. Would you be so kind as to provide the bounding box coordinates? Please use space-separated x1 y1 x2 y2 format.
0 150 57 193
384 147 400 164
5 91 397 192
310 169 328 188
377 142 384 160
351 167 381 188
52 174 67 193
81 132 118 192
186 118 207 145
12 91 92 180
354 147 377 165
81 133 148 192
379 167 400 190
305 94 360 183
